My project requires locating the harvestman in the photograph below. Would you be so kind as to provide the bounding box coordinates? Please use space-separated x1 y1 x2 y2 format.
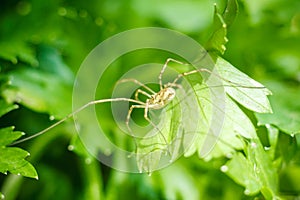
11 58 265 149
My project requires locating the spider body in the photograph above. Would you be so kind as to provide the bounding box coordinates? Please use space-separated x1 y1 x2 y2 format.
147 87 176 110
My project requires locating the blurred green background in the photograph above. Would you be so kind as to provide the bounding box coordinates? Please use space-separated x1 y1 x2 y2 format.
0 0 300 199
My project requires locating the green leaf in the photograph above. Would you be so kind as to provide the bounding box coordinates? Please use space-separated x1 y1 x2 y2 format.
0 126 38 179
0 99 18 118
205 4 228 54
0 40 38 66
224 138 278 198
222 0 239 28
205 0 238 54
184 83 256 160
1 47 73 119
184 56 272 159
0 127 24 147
224 152 261 195
255 81 300 135
136 96 184 173
215 57 273 113
136 56 272 172
159 164 199 200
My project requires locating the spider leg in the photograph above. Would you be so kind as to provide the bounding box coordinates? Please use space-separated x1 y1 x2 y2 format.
143 102 171 156
11 97 145 145
159 58 189 90
117 78 156 94
134 89 152 101
126 104 146 149
167 61 266 89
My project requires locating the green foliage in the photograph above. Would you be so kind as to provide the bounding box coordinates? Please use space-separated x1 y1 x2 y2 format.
205 0 238 54
0 102 37 180
0 0 300 199
2 46 73 119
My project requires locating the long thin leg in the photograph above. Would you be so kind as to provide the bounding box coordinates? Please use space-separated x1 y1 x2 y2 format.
160 58 266 89
126 104 146 135
159 58 188 90
143 102 171 155
126 102 171 155
11 98 146 145
171 68 266 89
135 89 152 101
117 78 156 94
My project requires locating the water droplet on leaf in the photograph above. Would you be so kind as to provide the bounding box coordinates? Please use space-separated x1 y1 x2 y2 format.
264 146 270 151
250 142 257 148
244 189 250 195
68 145 74 151
58 7 67 16
220 165 228 172
226 153 233 158
85 158 92 165
49 115 55 121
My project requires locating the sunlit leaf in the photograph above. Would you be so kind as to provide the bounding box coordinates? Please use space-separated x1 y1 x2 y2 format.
205 4 228 54
136 96 184 173
184 83 256 160
224 152 261 195
256 81 300 135
224 138 278 198
205 0 238 54
0 126 38 179
215 57 272 113
136 56 272 173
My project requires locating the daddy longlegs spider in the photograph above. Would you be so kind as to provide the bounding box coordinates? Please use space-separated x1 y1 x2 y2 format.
11 57 266 157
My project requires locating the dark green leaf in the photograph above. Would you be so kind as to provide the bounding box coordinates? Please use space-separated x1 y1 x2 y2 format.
222 0 238 28
0 99 18 118
0 40 38 66
205 4 228 54
159 164 199 199
205 0 238 54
